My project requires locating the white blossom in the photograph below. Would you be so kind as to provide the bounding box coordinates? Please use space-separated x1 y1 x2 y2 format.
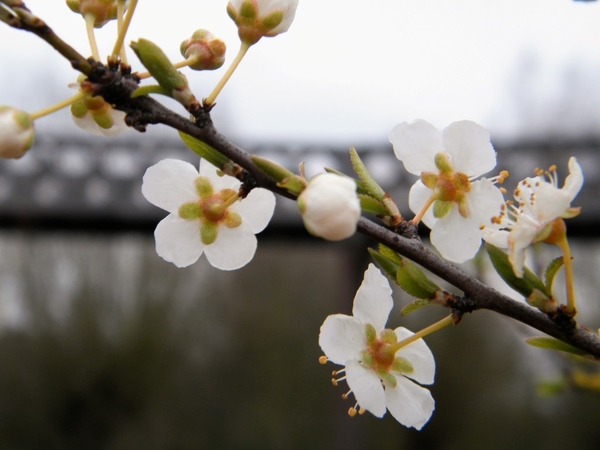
141 158 276 270
319 264 435 430
0 106 34 159
389 119 505 263
227 0 299 45
297 173 361 241
483 157 583 277
70 95 129 137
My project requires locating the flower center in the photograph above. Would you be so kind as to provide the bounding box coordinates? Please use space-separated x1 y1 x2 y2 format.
361 325 414 387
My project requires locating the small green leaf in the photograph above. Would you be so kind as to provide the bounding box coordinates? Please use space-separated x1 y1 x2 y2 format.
401 299 432 316
179 131 231 170
544 256 564 291
359 194 387 215
525 336 590 358
396 259 440 299
368 248 399 280
485 243 550 297
378 244 402 264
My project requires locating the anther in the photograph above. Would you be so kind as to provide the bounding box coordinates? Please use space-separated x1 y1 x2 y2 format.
331 375 346 386
319 356 328 364
348 407 357 417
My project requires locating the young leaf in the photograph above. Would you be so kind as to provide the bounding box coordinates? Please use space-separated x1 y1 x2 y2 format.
485 243 550 298
544 256 564 291
525 336 590 358
401 299 432 316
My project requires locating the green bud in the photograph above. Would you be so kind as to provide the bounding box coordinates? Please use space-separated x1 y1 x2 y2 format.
396 259 440 299
131 38 196 108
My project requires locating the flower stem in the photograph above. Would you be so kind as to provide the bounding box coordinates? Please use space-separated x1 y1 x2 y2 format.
136 58 197 80
85 14 100 61
29 91 89 121
115 0 129 64
556 233 577 317
411 192 437 225
111 0 138 61
204 42 251 106
389 314 453 353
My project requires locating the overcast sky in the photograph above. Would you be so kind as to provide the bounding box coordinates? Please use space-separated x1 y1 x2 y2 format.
1 1 599 145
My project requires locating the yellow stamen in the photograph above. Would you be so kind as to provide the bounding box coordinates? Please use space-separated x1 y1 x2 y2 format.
318 355 328 364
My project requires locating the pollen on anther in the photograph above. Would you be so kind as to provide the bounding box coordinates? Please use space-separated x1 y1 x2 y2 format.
348 407 357 417
318 356 328 364
358 407 366 415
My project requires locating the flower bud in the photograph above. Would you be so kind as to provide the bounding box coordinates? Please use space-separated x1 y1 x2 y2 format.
297 173 361 241
66 0 124 28
0 106 35 159
227 0 299 45
180 29 226 71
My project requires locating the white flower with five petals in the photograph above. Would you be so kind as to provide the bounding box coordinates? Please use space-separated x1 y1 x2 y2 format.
483 157 583 277
142 158 276 270
319 264 435 430
389 120 506 263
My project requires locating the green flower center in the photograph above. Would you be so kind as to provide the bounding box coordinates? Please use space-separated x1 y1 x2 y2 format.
420 152 472 219
361 324 414 388
177 176 242 245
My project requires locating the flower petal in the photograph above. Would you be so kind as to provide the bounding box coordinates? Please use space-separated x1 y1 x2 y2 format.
442 121 496 176
393 327 435 385
199 159 239 191
384 376 435 430
319 314 365 365
430 208 482 263
352 264 393 332
482 228 509 248
408 181 437 228
142 159 199 212
231 188 276 233
564 157 584 201
154 214 204 268
469 179 506 227
389 120 442 176
507 220 538 278
204 222 257 270
346 359 387 417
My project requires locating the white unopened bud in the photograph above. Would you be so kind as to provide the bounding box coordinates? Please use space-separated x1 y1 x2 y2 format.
297 173 361 241
0 106 35 159
227 0 299 46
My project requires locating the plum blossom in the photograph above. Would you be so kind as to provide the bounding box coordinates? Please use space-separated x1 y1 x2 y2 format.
389 120 506 263
319 264 435 430
70 94 129 137
141 158 276 270
297 173 361 241
227 0 299 45
0 106 34 159
483 157 583 278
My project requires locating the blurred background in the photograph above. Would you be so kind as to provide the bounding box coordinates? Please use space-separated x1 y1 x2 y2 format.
1 1 600 449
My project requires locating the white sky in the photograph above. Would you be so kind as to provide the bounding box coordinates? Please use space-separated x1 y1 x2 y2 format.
1 1 599 145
